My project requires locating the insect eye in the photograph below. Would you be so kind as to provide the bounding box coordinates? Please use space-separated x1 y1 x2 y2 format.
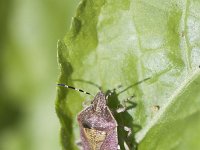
82 122 92 129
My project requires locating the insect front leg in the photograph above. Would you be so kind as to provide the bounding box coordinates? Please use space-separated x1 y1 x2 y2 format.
106 85 123 99
116 95 135 113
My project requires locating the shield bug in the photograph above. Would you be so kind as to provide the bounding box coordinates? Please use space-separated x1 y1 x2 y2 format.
57 84 118 150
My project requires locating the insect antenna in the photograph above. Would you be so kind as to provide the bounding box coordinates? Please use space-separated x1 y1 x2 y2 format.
57 83 94 97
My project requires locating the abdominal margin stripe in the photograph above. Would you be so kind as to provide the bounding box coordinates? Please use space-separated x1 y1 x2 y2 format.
135 69 200 143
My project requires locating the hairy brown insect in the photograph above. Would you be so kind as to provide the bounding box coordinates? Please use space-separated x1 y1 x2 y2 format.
57 83 136 150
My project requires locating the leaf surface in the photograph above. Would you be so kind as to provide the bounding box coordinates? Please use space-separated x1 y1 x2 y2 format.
56 0 200 149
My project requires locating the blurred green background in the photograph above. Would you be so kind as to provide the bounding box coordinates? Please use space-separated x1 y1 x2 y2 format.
0 0 79 150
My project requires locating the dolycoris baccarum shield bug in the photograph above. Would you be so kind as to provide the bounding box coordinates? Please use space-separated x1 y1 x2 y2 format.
57 82 141 150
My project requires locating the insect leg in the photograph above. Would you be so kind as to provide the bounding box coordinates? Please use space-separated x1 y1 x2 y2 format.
106 85 123 99
124 126 132 137
118 125 132 138
116 95 135 113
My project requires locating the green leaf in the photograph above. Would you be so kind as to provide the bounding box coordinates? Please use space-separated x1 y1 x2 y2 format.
136 70 200 150
56 0 200 149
